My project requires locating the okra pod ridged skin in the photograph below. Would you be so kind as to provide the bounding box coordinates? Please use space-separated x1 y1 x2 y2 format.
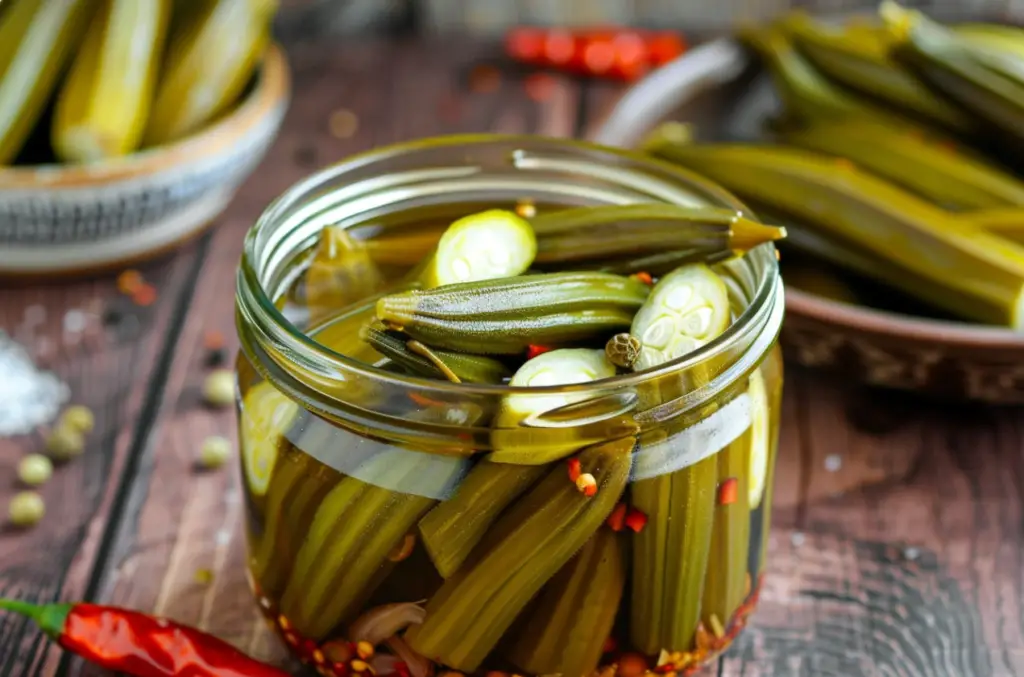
737 24 904 128
376 272 650 354
507 529 626 677
280 451 443 639
529 204 785 265
701 431 752 633
883 2 1024 147
418 460 547 578
780 118 1024 211
0 0 96 165
53 0 171 162
364 325 511 384
964 207 1024 243
404 437 634 672
252 454 341 598
650 142 1024 329
780 11 974 133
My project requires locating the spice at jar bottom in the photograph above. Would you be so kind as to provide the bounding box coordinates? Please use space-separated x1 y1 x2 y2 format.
235 136 785 677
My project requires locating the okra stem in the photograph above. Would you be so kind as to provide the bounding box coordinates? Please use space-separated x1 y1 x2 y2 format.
363 325 511 384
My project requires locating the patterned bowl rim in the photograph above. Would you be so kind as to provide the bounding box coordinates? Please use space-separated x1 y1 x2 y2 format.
0 42 290 190
592 37 1024 353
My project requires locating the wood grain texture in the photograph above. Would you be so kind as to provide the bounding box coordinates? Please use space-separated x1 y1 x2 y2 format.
2 36 1024 677
0 246 208 677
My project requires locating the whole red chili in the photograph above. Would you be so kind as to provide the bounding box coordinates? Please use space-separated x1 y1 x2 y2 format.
0 599 290 677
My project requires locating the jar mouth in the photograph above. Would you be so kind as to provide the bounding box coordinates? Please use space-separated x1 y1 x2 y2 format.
238 133 781 398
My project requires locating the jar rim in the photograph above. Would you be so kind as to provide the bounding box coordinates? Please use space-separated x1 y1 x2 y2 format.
238 133 781 398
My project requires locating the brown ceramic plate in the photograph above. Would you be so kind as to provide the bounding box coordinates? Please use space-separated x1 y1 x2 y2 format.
592 38 1024 403
0 44 290 277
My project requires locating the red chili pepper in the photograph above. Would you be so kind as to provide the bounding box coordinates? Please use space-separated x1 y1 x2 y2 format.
606 503 627 532
505 26 687 81
526 344 554 359
0 599 290 677
567 457 582 482
624 507 648 533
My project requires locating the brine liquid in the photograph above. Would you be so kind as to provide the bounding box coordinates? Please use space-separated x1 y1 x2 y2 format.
238 207 783 677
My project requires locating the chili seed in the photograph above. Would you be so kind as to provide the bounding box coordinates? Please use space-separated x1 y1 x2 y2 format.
356 641 375 659
350 660 370 673
9 491 45 527
199 436 232 470
18 454 53 487
60 404 95 433
203 369 236 408
46 425 85 461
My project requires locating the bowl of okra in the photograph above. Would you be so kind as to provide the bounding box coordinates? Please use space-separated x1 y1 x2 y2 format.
594 4 1024 403
234 135 785 677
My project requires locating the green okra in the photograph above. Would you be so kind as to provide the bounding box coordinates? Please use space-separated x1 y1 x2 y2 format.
780 118 1024 211
507 529 626 677
883 2 1024 147
963 207 1024 243
418 460 547 578
737 23 904 128
490 349 622 465
252 454 341 599
417 209 537 289
280 450 451 639
529 204 785 265
405 436 634 672
779 11 974 133
629 263 733 653
363 324 511 384
701 429 752 633
376 272 650 354
650 142 1024 329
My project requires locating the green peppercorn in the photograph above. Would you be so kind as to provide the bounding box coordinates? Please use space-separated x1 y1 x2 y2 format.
60 405 95 434
8 491 45 527
199 436 232 470
18 454 53 487
46 425 85 461
203 369 236 408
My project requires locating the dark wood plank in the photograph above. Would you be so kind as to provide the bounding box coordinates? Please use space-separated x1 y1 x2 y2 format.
0 245 206 677
71 38 582 676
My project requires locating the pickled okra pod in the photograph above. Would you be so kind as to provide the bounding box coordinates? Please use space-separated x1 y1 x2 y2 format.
628 263 732 653
418 460 546 578
418 209 537 288
963 207 1024 243
405 436 633 672
779 118 1024 210
145 0 273 145
490 349 624 465
376 272 650 354
528 204 785 265
778 11 974 133
363 324 511 384
882 2 1024 147
53 0 171 162
0 0 95 165
649 142 1024 329
507 529 626 677
736 24 904 128
279 450 457 639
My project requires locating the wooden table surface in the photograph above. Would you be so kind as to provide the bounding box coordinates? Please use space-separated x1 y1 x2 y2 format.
2 37 1023 677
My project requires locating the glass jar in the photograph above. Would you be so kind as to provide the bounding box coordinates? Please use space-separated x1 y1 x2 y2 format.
235 135 784 677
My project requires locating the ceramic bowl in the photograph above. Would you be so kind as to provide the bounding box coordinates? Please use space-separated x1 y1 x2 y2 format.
592 38 1024 403
0 43 290 276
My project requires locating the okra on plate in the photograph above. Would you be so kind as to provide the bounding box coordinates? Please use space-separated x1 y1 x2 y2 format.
234 135 785 677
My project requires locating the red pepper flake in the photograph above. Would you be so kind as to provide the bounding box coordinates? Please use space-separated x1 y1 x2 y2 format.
203 330 225 350
602 636 618 653
284 631 300 647
543 30 576 64
624 508 648 533
408 391 445 408
332 662 351 677
630 271 653 285
654 663 675 673
606 503 627 531
567 457 582 482
526 344 553 359
575 472 597 497
323 640 354 664
116 269 143 295
302 638 319 657
617 652 649 677
395 662 411 677
717 477 738 505
131 283 157 307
